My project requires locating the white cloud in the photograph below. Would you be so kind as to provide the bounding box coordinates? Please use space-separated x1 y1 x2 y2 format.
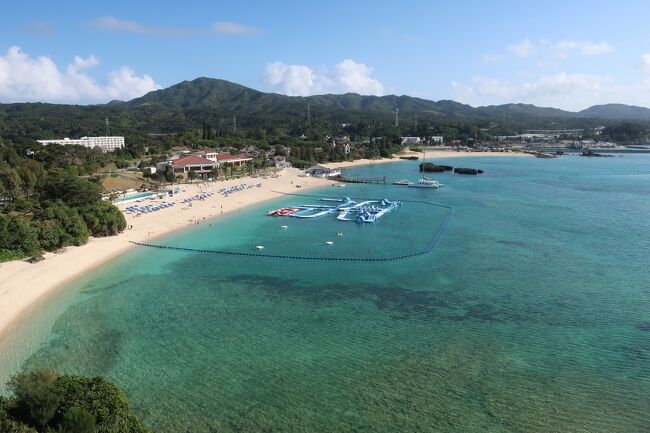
212 21 260 35
87 16 148 32
508 38 533 58
0 46 160 103
86 16 261 37
552 40 614 59
264 59 384 96
505 38 613 61
86 16 190 36
334 60 384 95
481 53 502 64
451 70 650 111
67 55 99 74
265 62 323 96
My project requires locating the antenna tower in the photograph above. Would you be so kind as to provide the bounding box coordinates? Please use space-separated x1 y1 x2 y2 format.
395 108 399 127
105 117 111 136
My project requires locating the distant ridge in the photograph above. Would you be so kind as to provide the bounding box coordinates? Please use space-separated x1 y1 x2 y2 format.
122 77 650 121
576 103 650 120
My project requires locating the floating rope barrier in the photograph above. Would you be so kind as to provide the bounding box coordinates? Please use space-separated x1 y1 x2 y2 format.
129 193 452 262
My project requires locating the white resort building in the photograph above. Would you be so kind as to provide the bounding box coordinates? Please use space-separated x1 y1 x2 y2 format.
37 136 125 153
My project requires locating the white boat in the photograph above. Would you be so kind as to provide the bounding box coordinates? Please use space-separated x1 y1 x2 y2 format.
408 149 443 188
408 178 443 188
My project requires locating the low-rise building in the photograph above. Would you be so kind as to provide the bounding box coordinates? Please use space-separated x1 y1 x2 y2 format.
170 155 217 179
271 155 292 168
401 136 422 145
215 153 254 167
37 136 125 152
305 165 341 178
192 149 219 162
159 151 254 179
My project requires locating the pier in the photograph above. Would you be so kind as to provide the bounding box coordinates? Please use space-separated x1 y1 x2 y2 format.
332 175 387 184
330 174 386 185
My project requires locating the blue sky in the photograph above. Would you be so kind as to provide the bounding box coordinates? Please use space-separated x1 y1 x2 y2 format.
2 0 650 110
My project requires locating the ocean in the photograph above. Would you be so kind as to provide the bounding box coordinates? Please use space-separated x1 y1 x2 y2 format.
2 154 649 432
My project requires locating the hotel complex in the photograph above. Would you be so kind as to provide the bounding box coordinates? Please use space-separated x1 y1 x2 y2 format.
37 136 125 152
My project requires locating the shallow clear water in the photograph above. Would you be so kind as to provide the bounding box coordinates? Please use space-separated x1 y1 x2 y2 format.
3 155 650 432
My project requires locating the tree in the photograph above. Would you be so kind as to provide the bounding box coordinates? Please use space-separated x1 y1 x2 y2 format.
60 407 96 433
79 201 127 237
8 370 61 429
42 170 101 207
187 171 198 182
0 163 23 202
2 370 150 433
0 215 40 257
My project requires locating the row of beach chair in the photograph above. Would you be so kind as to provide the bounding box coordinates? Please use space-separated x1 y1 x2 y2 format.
125 202 176 214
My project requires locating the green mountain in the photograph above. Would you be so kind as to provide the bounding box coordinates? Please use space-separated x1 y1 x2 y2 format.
2 77 650 147
576 103 650 120
127 77 292 111
124 78 530 119
125 77 650 121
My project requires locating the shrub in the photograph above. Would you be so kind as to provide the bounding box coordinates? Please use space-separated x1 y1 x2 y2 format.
1 371 150 433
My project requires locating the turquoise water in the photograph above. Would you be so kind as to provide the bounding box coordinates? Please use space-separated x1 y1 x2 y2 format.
3 155 650 432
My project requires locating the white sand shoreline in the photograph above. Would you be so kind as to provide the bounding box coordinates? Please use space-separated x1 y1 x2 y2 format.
0 151 527 343
0 168 330 344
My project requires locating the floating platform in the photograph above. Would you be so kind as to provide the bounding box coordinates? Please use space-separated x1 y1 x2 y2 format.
267 197 401 224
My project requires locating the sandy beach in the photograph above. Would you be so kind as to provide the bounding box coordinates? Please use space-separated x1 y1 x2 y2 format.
0 168 330 341
0 150 528 340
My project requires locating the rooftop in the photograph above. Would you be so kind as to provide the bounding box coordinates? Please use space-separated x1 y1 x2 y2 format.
215 153 254 161
171 155 215 166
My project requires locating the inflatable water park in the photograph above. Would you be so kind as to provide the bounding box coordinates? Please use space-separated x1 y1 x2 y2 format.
267 197 401 224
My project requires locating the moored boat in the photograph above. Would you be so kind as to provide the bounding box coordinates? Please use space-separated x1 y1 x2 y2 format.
408 149 444 188
407 178 443 188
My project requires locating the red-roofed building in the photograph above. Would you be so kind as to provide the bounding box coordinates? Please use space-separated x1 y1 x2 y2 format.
188 149 253 167
161 152 254 180
214 153 254 167
170 155 218 179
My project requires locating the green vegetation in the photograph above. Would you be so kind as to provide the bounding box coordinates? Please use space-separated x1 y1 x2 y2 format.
600 122 648 143
0 143 126 262
0 370 149 433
